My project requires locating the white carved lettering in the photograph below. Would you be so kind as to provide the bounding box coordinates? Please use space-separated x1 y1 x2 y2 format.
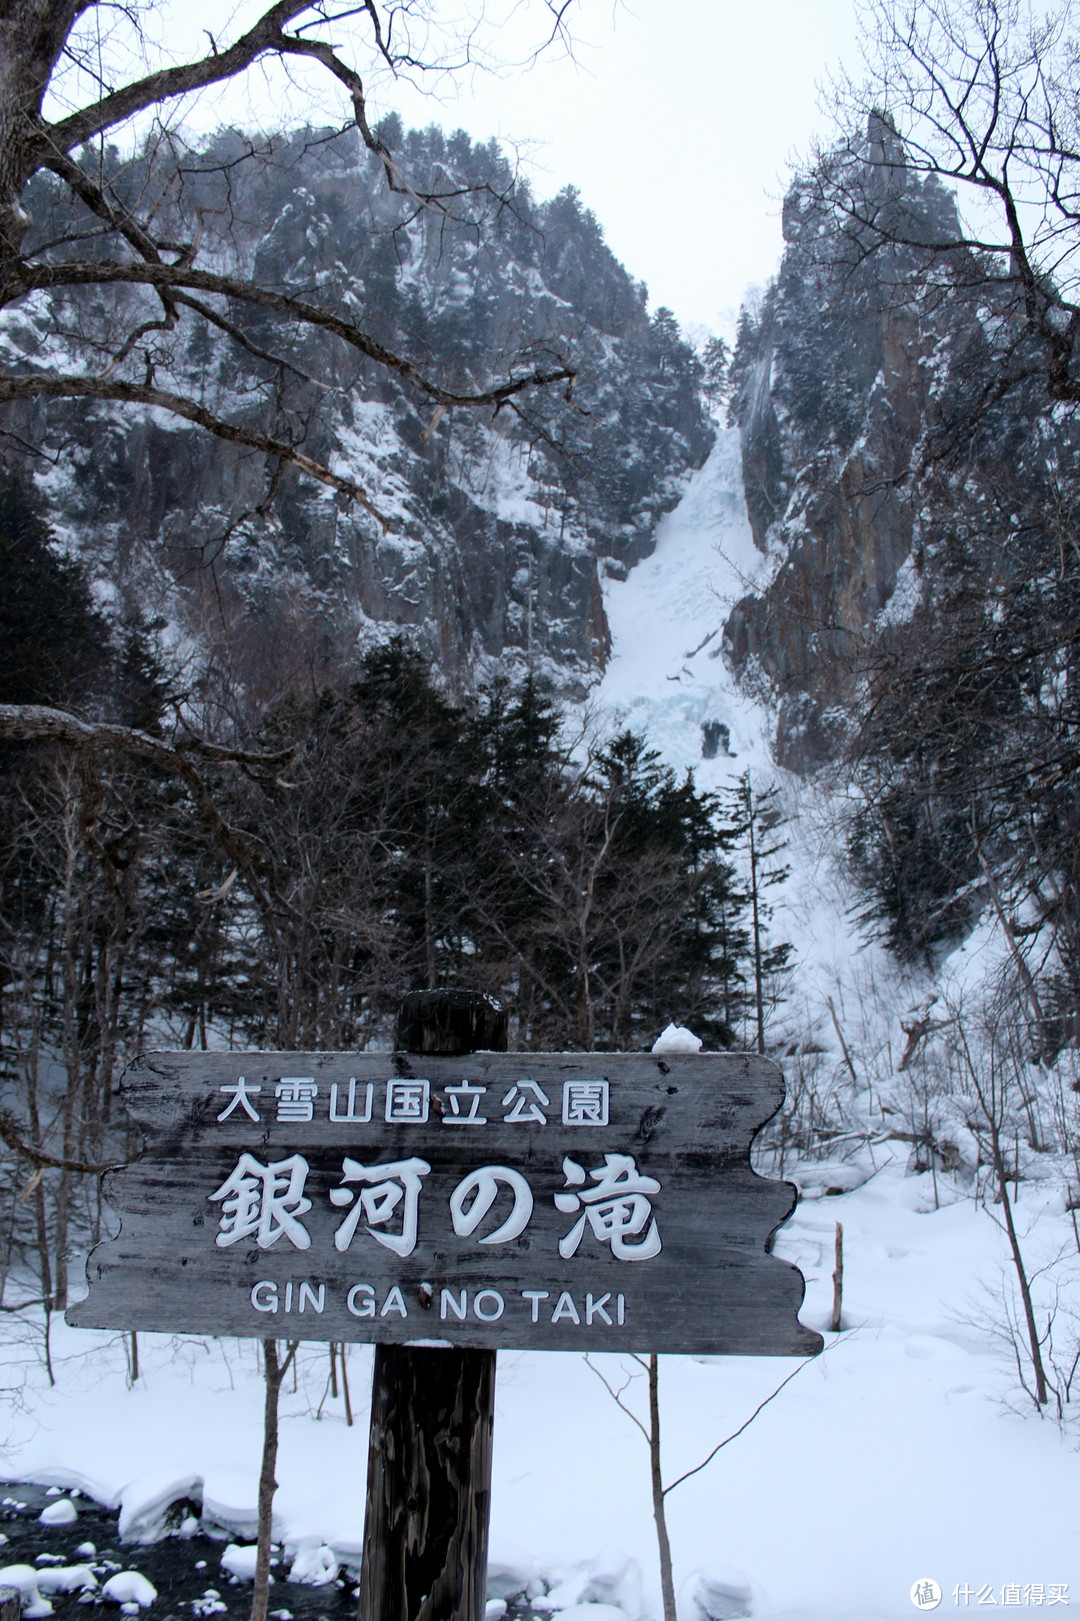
556 1153 662 1261
550 1290 580 1324
441 1080 488 1124
217 1076 262 1122
330 1078 374 1123
276 1077 318 1123
347 1284 376 1318
562 1080 609 1126
210 1153 312 1250
449 1166 533 1244
440 1288 468 1321
385 1079 429 1123
501 1080 550 1123
330 1156 430 1257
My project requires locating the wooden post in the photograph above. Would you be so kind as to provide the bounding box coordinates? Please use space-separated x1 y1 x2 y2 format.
0 1586 21 1621
358 990 505 1621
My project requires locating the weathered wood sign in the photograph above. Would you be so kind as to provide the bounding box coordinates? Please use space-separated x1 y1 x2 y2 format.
69 1049 822 1357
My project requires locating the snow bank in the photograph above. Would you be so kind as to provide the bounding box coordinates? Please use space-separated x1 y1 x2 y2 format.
118 1470 202 1543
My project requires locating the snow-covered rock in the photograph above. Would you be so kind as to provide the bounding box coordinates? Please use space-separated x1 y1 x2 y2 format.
285 1540 338 1586
533 1550 643 1619
101 1572 157 1608
651 1023 702 1054
577 1549 643 1618
219 1545 260 1583
37 1499 77 1526
35 1566 97 1594
0 1565 53 1618
685 1564 754 1620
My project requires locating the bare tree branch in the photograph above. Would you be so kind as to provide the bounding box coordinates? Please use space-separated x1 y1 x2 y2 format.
0 371 387 519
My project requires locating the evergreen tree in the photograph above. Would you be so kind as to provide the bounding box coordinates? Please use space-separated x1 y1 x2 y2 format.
0 470 109 707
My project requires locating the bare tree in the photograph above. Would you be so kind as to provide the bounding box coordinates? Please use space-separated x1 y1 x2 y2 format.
947 988 1052 1407
0 2 578 524
818 0 1080 408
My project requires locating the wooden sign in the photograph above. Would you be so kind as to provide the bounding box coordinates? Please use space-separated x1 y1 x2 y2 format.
68 1050 822 1357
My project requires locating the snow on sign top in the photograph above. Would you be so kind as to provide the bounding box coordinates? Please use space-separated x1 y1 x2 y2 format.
68 1051 822 1357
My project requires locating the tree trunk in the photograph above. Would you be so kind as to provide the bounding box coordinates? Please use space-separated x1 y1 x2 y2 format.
251 1340 297 1621
359 989 503 1621
648 1355 677 1621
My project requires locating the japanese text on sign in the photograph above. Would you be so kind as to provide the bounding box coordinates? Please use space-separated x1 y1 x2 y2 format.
216 1075 611 1127
209 1151 663 1261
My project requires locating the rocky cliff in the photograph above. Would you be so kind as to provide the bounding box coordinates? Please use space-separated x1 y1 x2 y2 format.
723 121 964 769
5 121 711 704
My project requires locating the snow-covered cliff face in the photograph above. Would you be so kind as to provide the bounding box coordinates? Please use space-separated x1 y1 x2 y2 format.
721 131 964 770
7 122 712 699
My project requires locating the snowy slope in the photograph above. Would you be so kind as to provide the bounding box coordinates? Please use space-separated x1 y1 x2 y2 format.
597 426 909 1039
3 430 1078 1621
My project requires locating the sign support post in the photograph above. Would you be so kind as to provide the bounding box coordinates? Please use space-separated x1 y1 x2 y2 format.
359 989 506 1621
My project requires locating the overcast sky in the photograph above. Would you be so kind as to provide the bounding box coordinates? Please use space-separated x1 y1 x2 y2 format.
383 0 862 335
79 0 862 337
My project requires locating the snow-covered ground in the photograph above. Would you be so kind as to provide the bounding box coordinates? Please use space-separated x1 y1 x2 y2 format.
3 430 1078 1620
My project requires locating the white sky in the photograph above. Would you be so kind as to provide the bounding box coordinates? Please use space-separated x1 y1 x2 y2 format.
383 0 862 334
67 0 862 336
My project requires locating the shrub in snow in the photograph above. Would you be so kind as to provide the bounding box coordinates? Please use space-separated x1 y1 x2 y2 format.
220 1546 261 1584
286 1542 338 1586
651 1023 702 1054
38 1499 77 1526
0 1564 53 1617
36 1566 97 1594
75 1545 96 1560
101 1572 157 1608
684 1564 754 1620
484 1603 507 1621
